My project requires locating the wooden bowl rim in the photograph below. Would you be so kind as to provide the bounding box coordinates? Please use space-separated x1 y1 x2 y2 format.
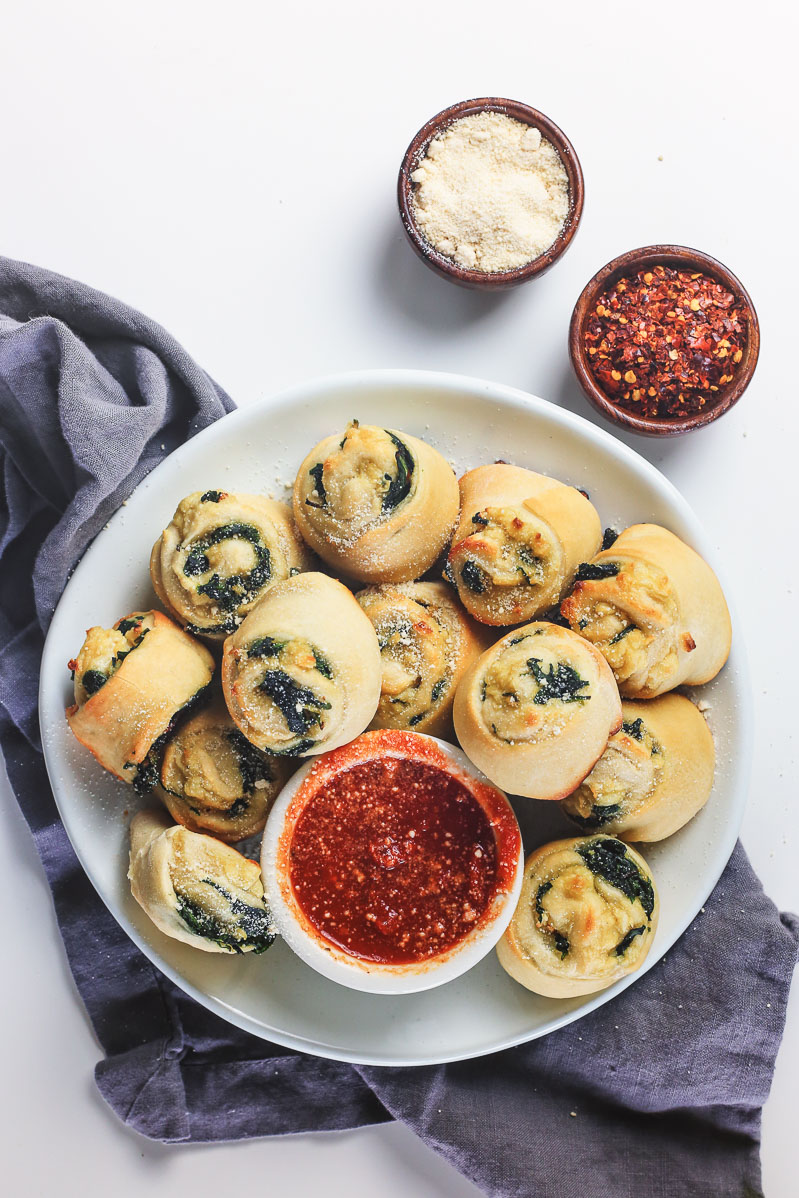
397 97 584 290
568 244 760 436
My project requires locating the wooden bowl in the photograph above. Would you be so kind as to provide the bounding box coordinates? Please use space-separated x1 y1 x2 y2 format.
569 245 760 436
397 97 584 291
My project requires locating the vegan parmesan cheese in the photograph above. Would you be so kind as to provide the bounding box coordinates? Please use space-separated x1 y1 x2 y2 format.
410 111 570 273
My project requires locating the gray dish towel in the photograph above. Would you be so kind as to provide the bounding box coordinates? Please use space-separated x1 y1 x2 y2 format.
0 255 796 1198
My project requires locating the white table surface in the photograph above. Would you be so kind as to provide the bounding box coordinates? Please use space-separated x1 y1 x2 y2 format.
1 2 796 1193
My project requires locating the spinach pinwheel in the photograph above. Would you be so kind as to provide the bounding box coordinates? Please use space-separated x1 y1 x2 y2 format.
66 611 214 791
453 622 622 800
448 464 601 625
560 524 731 698
356 581 493 737
560 694 715 841
128 809 276 954
150 490 311 639
292 422 459 583
221 572 382 757
158 697 291 842
497 835 659 997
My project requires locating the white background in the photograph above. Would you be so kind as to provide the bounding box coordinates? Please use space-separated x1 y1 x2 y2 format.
1 1 796 1195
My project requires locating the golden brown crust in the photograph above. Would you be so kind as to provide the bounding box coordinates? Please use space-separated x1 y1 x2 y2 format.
452 622 622 800
560 523 731 698
496 836 659 997
221 572 382 756
448 464 601 625
150 491 311 639
355 581 495 737
560 694 715 841
66 611 215 783
292 423 459 584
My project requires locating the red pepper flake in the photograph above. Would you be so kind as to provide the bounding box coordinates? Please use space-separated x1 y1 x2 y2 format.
583 264 747 418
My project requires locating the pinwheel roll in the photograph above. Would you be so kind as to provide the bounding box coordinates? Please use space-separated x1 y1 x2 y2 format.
453 622 622 800
150 490 311 639
447 464 602 626
128 809 276 954
497 836 659 997
355 581 494 737
222 572 382 757
560 694 715 842
67 611 214 791
292 421 459 584
560 524 731 698
158 697 291 842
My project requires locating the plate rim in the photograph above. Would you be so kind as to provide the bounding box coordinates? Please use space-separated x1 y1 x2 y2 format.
39 367 752 1066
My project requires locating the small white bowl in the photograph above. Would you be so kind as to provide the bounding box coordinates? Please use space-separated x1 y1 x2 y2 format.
261 730 524 994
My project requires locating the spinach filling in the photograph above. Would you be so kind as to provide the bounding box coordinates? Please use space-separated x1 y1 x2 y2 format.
461 560 488 594
610 624 635 644
116 617 141 636
182 522 271 611
569 803 623 831
129 683 211 796
614 925 646 957
258 670 331 736
535 882 570 958
305 463 327 509
576 838 655 920
575 561 620 582
247 636 287 659
602 528 619 550
517 544 544 583
471 511 489 526
431 677 447 704
227 729 273 794
176 879 275 954
82 668 107 696
312 648 333 678
200 490 224 503
382 433 414 512
622 717 645 741
527 657 590 705
408 712 426 726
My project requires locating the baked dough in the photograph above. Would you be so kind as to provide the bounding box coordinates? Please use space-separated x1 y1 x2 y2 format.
560 694 715 842
66 611 215 790
150 489 311 639
497 835 659 997
448 464 601 625
128 808 276 954
560 523 731 698
355 581 494 737
453 622 622 800
159 696 291 842
221 572 382 756
292 422 459 583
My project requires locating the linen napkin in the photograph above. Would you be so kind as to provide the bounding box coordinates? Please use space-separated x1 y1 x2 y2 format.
0 255 796 1198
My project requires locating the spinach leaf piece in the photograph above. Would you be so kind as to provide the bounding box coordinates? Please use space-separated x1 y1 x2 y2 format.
527 657 590 705
461 561 488 594
227 729 273 794
577 838 655 919
610 624 635 644
569 802 623 830
200 490 223 503
306 463 327 509
116 617 141 636
622 718 644 740
576 561 620 582
382 433 414 512
471 511 489 526
602 528 619 550
431 678 447 704
247 636 286 659
408 712 426 726
312 648 333 678
258 670 331 735
82 669 107 696
614 925 646 956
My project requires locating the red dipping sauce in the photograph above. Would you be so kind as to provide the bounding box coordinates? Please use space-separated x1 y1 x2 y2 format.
281 730 521 966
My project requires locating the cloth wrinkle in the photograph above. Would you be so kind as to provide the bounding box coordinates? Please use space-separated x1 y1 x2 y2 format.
0 253 796 1198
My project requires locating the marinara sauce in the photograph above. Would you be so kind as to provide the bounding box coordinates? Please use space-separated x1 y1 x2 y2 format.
286 732 517 965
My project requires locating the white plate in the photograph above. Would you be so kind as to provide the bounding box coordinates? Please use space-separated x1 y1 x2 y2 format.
39 369 751 1066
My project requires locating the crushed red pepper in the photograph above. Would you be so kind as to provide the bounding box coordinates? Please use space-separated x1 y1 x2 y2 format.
584 264 747 418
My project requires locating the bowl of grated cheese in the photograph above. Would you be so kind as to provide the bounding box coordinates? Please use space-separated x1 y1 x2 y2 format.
398 97 584 290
